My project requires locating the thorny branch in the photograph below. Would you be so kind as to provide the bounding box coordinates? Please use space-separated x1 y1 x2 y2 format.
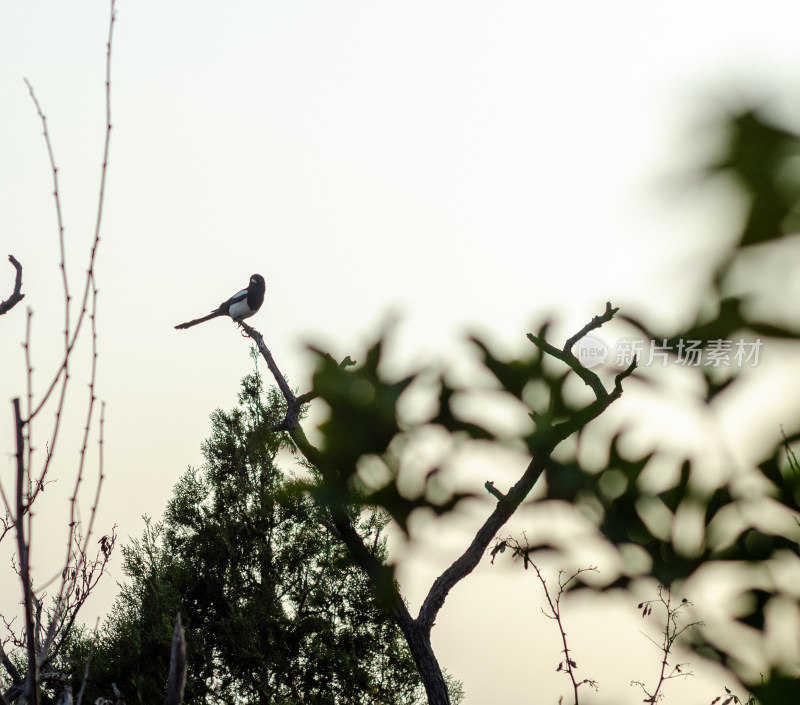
21 0 114 500
495 535 599 705
538 566 600 705
21 77 71 504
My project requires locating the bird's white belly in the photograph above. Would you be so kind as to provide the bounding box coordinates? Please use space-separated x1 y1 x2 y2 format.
228 299 252 320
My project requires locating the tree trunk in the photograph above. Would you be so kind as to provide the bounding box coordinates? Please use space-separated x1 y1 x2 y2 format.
401 622 450 705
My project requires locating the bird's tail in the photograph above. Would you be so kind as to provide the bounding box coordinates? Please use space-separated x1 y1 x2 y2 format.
174 311 222 330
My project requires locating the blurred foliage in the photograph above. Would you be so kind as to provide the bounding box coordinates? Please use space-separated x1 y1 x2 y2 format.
717 110 800 249
307 343 480 534
302 107 800 703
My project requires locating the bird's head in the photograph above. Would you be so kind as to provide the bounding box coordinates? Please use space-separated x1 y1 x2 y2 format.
250 274 265 287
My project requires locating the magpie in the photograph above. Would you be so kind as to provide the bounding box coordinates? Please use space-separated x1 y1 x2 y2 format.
175 274 265 329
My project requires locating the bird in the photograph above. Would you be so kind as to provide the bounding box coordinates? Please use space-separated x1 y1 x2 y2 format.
175 274 265 330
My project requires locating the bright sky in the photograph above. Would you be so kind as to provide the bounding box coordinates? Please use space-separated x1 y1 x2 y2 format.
4 1 800 703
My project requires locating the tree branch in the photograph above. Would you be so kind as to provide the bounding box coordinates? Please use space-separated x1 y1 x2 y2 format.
484 480 505 500
527 301 619 397
0 255 24 316
240 303 632 705
23 0 115 432
418 308 634 634
238 321 415 627
417 452 549 633
0 640 22 692
14 398 38 705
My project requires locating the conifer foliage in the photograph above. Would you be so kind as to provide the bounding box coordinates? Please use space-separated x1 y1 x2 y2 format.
61 365 429 705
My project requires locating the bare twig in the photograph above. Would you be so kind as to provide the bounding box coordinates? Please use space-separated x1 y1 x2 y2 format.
532 563 599 704
41 524 117 669
0 512 12 546
484 480 505 501
564 301 619 351
710 685 756 705
238 320 309 433
632 586 701 703
25 310 35 491
22 76 72 498
23 0 115 496
0 255 24 315
13 399 38 705
41 283 104 657
0 474 16 549
495 535 599 704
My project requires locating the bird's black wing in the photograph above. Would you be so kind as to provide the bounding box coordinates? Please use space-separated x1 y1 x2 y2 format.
217 288 249 314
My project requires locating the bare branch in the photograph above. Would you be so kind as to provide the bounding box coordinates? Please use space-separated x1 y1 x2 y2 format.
13 399 38 705
22 75 71 441
237 323 451 699
21 78 71 502
526 302 626 400
564 301 619 351
239 303 632 705
500 535 600 704
419 308 632 634
0 640 22 690
23 0 115 445
238 322 412 618
633 586 698 703
484 480 505 501
41 524 117 669
0 255 24 315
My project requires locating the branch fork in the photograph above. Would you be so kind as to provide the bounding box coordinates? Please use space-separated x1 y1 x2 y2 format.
238 302 634 705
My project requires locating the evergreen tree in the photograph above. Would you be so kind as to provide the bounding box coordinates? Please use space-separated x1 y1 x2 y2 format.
62 361 430 705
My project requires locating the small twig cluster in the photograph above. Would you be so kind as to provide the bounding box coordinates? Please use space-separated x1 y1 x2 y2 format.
493 536 599 705
493 534 720 705
539 566 600 705
710 686 757 705
631 586 701 703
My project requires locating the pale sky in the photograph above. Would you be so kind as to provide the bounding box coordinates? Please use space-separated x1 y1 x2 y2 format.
4 1 800 703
